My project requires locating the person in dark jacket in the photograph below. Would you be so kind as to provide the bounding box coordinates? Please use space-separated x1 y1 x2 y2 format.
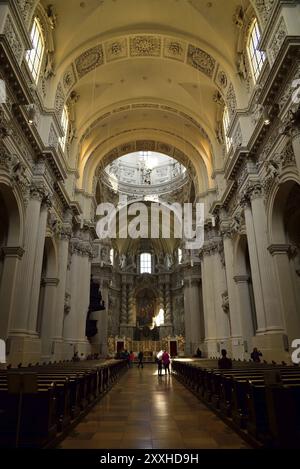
138 351 144 368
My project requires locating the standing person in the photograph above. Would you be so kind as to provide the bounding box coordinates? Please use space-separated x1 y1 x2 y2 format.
157 356 163 376
251 347 262 363
162 350 170 375
138 350 144 368
124 349 130 368
129 351 135 368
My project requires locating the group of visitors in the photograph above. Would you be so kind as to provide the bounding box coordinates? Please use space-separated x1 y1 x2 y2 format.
156 350 171 376
119 348 171 375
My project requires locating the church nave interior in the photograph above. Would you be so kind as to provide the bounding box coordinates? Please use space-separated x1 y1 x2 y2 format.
0 0 300 451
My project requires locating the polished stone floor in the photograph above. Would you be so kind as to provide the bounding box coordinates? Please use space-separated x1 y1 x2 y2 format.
59 365 250 449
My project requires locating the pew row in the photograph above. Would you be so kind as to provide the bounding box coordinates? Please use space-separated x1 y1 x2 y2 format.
0 359 127 448
172 359 300 448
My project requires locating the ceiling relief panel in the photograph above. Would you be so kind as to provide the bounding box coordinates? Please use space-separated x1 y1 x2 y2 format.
54 33 236 125
105 38 128 62
56 33 233 93
63 64 76 93
75 44 104 78
187 45 216 79
163 38 186 62
130 36 162 57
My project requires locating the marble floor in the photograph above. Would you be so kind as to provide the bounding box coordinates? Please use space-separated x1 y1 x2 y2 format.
59 365 251 449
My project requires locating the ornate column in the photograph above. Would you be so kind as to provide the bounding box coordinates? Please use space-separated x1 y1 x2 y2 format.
242 194 267 333
0 247 24 340
283 112 300 174
242 183 286 361
8 184 48 365
63 238 81 359
268 244 300 348
75 233 92 357
220 220 245 358
158 277 165 315
120 277 128 324
159 275 173 338
189 277 204 355
234 275 255 355
291 129 300 173
211 239 230 353
51 223 72 361
164 279 172 325
40 277 59 361
27 195 52 336
183 278 192 355
248 183 284 331
127 278 135 326
201 245 217 357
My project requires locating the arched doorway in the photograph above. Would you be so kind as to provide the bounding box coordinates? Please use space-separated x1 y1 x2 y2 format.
270 181 300 348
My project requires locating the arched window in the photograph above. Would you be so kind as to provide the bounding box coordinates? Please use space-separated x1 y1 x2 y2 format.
59 105 69 151
110 248 114 265
26 17 45 83
247 18 265 83
140 253 152 274
223 106 232 152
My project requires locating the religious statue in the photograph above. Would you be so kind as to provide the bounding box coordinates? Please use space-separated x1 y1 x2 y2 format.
232 6 244 29
68 123 77 144
100 246 110 263
221 291 230 314
237 52 248 81
120 254 127 270
165 253 173 270
265 159 280 180
231 214 241 234
216 121 224 145
172 164 180 178
47 4 57 30
142 167 151 185
44 51 55 79
155 251 166 272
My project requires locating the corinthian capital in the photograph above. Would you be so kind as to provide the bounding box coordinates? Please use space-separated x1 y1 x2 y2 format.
30 183 49 202
241 181 263 203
